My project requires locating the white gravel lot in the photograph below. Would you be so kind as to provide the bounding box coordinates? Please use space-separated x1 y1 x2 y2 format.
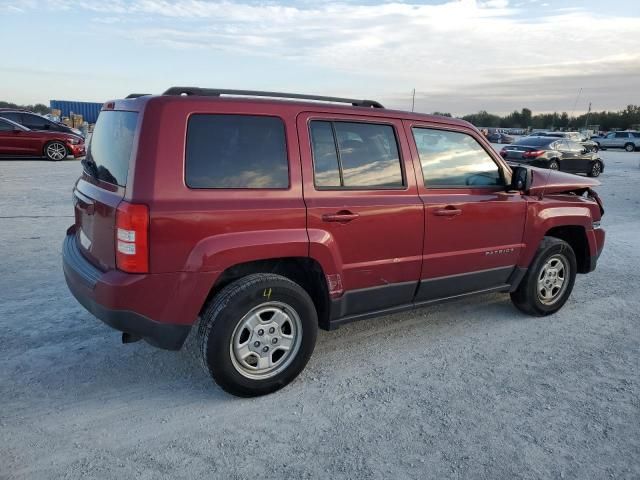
0 147 639 479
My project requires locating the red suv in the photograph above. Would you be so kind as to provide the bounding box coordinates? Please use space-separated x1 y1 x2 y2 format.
0 117 85 160
63 88 605 397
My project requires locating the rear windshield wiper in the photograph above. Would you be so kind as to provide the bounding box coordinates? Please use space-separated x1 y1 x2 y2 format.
81 157 99 180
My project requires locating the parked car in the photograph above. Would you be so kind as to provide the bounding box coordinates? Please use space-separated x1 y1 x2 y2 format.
0 117 85 160
487 132 515 144
536 131 599 152
500 136 604 177
593 131 640 152
62 87 606 397
0 109 84 138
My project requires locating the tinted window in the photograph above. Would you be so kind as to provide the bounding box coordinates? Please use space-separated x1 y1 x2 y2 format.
0 119 13 131
632 132 640 138
22 114 49 129
412 128 502 187
309 121 341 187
0 112 21 123
309 120 403 188
186 115 288 189
86 111 138 186
615 132 628 138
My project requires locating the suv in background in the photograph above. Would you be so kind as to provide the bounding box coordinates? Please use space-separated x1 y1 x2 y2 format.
0 109 84 138
594 131 640 152
62 87 606 397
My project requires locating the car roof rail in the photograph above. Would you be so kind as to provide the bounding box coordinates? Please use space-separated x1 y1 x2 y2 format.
125 93 151 99
161 87 384 108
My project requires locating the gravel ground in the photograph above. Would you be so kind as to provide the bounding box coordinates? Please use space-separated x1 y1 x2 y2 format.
1 148 639 479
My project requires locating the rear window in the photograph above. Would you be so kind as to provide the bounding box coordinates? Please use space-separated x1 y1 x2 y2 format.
186 114 288 189
513 137 554 147
309 120 403 189
86 111 138 186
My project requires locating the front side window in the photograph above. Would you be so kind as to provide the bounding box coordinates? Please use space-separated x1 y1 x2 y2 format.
309 120 403 188
615 132 629 138
412 128 502 188
186 114 289 189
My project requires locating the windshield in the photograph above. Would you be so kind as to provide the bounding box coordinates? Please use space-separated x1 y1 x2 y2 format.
85 111 138 186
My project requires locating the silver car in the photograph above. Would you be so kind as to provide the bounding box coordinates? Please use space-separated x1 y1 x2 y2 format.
594 131 640 152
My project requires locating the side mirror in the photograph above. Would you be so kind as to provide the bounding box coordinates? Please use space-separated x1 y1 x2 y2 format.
510 166 531 192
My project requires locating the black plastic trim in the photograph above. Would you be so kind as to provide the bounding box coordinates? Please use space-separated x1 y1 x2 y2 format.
62 233 101 289
330 281 417 320
415 266 514 302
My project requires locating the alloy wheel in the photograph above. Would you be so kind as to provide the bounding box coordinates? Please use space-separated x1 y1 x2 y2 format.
229 301 302 380
537 254 569 305
46 142 67 161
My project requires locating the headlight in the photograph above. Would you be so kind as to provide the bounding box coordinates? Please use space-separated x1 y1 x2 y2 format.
67 138 80 145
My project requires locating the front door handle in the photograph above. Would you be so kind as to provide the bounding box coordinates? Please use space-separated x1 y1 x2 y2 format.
433 206 462 217
322 210 360 223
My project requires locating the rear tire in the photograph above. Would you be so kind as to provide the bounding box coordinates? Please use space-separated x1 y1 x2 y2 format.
624 143 635 152
44 141 67 161
510 237 577 316
588 160 602 177
199 273 318 397
548 159 560 170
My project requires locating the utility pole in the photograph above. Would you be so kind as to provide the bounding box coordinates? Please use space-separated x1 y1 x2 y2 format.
411 88 415 112
585 102 592 129
570 87 582 119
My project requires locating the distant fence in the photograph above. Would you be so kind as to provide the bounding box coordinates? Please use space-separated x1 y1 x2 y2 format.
49 100 103 124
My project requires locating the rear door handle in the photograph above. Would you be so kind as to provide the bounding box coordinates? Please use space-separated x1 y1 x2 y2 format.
322 210 360 223
433 206 462 217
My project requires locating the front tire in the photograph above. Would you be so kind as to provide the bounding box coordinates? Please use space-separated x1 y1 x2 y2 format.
44 141 67 161
548 159 560 170
624 143 635 152
199 273 318 397
511 237 577 316
588 160 602 177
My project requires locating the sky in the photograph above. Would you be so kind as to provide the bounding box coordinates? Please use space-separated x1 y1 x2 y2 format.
1 0 639 115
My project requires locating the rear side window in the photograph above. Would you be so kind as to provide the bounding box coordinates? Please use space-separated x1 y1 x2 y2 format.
186 114 288 189
87 111 138 186
309 120 403 188
412 128 502 188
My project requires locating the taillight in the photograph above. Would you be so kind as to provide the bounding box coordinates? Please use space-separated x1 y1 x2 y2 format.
116 202 149 273
523 150 544 158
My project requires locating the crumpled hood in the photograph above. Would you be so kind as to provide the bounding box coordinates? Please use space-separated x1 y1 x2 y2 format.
528 167 600 196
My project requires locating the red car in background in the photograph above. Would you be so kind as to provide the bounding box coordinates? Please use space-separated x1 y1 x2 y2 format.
0 117 85 160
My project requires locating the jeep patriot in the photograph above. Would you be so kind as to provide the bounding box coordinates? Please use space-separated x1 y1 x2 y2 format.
63 87 606 396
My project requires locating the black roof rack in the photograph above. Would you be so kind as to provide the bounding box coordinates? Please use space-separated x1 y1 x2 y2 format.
161 87 384 108
125 93 151 99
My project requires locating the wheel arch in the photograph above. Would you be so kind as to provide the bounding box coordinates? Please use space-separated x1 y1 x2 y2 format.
544 225 591 274
201 257 332 330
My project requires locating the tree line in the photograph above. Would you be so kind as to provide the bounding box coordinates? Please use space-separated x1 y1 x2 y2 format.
434 105 640 131
0 101 50 115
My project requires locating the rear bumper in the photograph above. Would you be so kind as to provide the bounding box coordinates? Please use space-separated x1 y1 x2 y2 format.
62 231 191 350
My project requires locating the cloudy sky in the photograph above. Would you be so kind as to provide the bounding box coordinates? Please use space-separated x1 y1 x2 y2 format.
1 0 638 115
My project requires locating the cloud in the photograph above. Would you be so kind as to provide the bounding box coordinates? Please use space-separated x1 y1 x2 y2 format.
4 0 640 111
